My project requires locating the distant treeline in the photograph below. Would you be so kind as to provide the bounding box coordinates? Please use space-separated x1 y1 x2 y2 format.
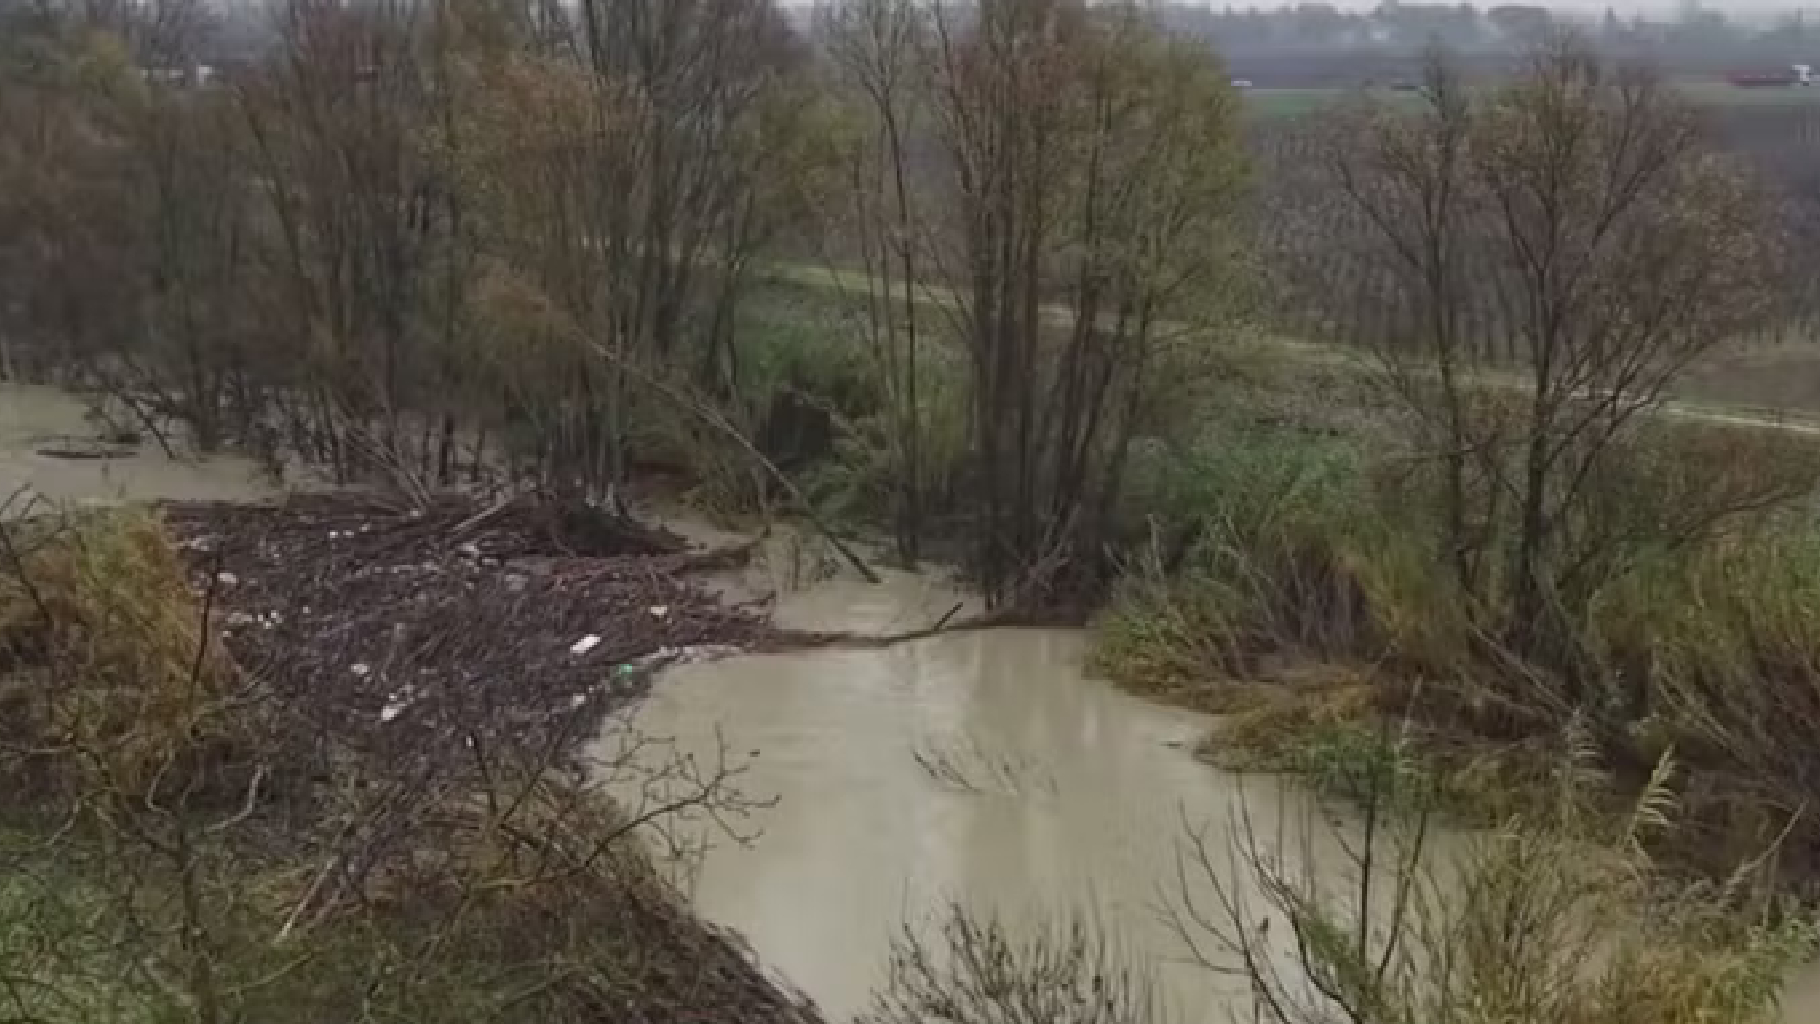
64 0 1820 88
1157 2 1820 87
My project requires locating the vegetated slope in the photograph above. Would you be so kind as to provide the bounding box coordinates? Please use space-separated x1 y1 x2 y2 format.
0 496 825 1024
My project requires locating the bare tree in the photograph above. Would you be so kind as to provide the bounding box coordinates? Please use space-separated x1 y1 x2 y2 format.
823 0 934 564
450 0 817 505
235 0 455 481
860 0 1251 604
1325 35 1791 680
862 906 1160 1024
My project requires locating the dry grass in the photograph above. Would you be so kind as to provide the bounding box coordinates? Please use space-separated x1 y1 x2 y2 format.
0 504 822 1024
0 508 255 806
1180 736 1819 1024
1093 398 1820 876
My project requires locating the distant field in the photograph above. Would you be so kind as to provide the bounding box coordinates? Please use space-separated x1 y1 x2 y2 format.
1240 87 1363 117
1243 81 1820 118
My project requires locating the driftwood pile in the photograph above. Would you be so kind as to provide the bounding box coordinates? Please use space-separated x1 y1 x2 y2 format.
153 492 825 1024
159 493 794 772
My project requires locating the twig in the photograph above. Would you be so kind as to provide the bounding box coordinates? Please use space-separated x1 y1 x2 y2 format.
584 341 882 584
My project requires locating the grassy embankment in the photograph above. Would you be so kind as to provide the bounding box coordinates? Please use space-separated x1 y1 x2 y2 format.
725 280 1820 1022
732 271 1820 891
1086 336 1820 879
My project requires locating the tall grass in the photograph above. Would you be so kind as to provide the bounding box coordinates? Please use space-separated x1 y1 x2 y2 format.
1094 405 1820 870
1186 736 1818 1024
859 740 1816 1024
1094 420 1448 701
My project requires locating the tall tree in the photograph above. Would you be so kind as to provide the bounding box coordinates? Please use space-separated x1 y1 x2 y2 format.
1327 36 1785 678
927 0 1247 602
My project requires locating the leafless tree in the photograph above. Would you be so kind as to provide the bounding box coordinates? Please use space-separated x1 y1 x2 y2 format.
827 0 1249 604
1325 34 1794 681
862 906 1161 1024
823 0 934 563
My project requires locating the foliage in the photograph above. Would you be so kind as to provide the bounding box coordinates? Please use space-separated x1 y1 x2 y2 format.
0 509 249 803
1094 414 1445 695
1178 734 1819 1024
1092 393 1820 877
819 0 1252 598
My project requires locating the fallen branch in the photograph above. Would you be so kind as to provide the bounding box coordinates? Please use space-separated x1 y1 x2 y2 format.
584 342 882 585
771 603 1091 651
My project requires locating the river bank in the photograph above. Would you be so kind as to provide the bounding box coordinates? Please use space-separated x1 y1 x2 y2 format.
5 381 1820 1022
614 547 1820 1023
0 384 840 1023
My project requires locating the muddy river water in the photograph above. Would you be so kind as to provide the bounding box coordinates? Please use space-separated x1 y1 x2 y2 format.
0 384 275 510
626 554 1820 1023
4 382 1818 1022
626 569 1342 1021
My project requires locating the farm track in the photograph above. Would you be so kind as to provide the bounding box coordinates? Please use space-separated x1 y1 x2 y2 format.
751 259 1820 441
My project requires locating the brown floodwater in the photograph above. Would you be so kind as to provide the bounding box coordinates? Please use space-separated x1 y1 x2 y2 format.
611 559 1820 1023
613 578 1309 1021
0 383 274 511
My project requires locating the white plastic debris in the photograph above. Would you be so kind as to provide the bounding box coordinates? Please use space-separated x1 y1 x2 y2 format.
214 571 238 587
380 686 416 722
648 605 670 619
569 634 602 656
567 693 588 710
350 663 371 678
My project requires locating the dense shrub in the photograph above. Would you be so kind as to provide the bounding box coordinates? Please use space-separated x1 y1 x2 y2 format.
1093 404 1820 868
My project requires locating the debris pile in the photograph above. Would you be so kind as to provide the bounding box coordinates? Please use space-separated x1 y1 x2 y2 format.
149 492 830 1024
160 493 788 771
